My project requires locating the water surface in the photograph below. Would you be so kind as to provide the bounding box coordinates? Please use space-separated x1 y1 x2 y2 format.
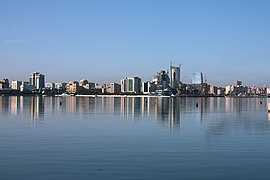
0 96 270 180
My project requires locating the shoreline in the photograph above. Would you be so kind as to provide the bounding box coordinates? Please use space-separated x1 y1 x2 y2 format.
1 93 268 98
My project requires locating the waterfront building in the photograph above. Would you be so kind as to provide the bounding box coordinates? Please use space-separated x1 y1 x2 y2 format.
225 81 248 96
79 79 88 86
66 81 80 94
121 77 141 94
20 82 36 93
11 80 22 90
234 81 242 86
88 82 95 89
55 83 67 91
107 83 121 94
170 65 180 89
209 86 217 95
0 79 9 90
79 79 95 90
29 72 45 90
45 83 55 89
95 83 104 89
191 72 203 84
267 88 270 95
225 85 232 95
217 87 225 96
152 75 158 85
157 70 170 90
141 81 157 94
197 83 209 96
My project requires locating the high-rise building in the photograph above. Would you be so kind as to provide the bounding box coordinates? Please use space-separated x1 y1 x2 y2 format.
121 77 141 94
170 65 180 88
29 72 45 90
191 72 203 84
157 70 170 90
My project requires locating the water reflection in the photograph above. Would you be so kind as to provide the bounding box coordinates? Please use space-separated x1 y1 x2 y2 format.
0 96 269 133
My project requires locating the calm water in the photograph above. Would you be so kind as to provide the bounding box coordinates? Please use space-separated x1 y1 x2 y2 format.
0 96 270 180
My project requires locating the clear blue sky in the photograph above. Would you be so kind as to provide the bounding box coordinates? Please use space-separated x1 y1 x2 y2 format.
1 0 270 87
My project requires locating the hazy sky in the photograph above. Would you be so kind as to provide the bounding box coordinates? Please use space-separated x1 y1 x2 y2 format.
1 0 270 87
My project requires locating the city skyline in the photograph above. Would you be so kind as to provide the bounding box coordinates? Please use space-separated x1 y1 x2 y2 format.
1 0 270 86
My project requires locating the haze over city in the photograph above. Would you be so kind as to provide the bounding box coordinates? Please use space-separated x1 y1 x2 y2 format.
1 0 270 86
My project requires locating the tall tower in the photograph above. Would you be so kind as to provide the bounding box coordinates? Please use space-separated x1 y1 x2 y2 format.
170 64 181 88
29 72 45 90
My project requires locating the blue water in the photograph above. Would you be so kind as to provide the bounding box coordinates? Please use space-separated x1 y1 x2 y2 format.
0 96 270 180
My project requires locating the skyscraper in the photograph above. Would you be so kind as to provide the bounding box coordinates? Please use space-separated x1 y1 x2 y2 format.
191 72 203 84
121 77 141 94
170 65 180 88
29 72 45 90
157 70 170 90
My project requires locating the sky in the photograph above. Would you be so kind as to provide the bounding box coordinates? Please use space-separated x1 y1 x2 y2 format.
0 0 270 87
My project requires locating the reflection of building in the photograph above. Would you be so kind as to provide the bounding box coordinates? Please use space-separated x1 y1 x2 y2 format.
9 96 24 115
29 96 44 122
169 98 180 131
29 72 45 91
156 97 181 131
66 96 77 113
121 77 142 94
170 65 180 89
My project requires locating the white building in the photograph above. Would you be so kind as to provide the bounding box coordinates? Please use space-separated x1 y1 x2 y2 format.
225 85 232 95
29 72 45 90
141 81 156 94
121 77 141 94
170 65 180 88
11 80 22 90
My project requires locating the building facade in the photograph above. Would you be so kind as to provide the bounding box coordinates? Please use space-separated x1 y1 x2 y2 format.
121 77 141 94
11 80 22 90
157 70 170 90
20 82 36 93
107 83 121 94
142 81 157 94
66 81 80 94
45 83 55 89
0 79 9 89
29 72 45 90
170 65 180 89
